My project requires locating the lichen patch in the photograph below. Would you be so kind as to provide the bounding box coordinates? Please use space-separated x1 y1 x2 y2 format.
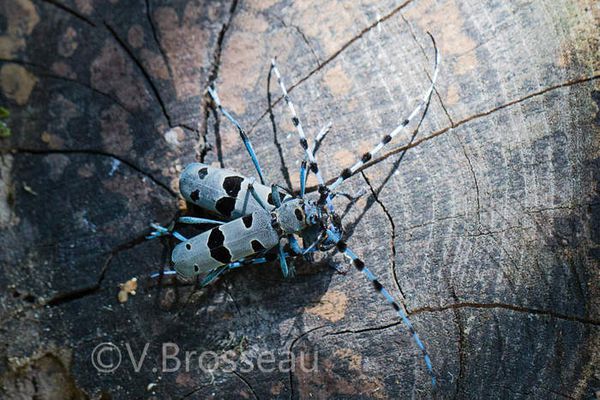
0 154 18 228
127 24 145 49
164 126 185 148
406 0 478 75
100 105 133 153
333 348 362 371
90 40 150 111
153 5 209 99
58 27 78 58
305 290 348 322
0 0 40 59
333 148 355 170
74 0 94 16
323 64 353 97
50 62 77 79
41 131 65 149
0 64 38 105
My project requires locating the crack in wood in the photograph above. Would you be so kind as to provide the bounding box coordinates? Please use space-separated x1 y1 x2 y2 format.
232 370 260 400
412 302 600 326
454 132 482 231
199 0 239 162
144 0 174 83
248 0 416 134
360 171 408 303
324 320 401 337
7 148 176 197
442 270 465 400
0 57 154 127
287 325 329 400
303 73 600 192
103 21 173 127
40 0 97 27
268 14 322 67
44 232 148 307
400 12 456 128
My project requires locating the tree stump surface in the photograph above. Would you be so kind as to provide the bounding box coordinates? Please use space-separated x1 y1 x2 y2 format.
0 0 598 399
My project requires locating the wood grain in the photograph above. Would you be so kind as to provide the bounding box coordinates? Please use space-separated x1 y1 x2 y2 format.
0 0 598 399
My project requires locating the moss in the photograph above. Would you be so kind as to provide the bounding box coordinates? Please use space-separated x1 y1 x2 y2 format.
0 106 10 138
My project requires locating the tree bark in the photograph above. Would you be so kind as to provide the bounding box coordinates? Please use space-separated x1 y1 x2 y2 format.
0 0 598 399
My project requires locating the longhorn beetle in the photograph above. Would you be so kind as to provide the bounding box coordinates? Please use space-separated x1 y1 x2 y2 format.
149 34 440 387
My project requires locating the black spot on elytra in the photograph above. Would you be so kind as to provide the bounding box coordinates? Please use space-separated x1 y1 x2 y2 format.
198 167 208 179
294 208 303 221
242 214 253 228
210 247 232 264
251 240 265 252
208 227 225 249
215 197 236 217
190 189 200 202
223 176 244 197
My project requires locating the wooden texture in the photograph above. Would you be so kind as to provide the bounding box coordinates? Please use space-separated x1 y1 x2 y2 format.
0 0 599 399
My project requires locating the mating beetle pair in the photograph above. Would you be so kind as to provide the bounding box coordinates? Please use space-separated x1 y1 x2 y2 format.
148 34 440 387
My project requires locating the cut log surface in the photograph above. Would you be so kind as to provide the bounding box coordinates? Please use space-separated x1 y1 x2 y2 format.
0 0 598 399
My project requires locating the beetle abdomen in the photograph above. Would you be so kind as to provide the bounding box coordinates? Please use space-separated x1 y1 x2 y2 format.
172 211 279 278
179 163 288 219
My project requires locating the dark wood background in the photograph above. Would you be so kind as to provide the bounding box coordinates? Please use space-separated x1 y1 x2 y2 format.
0 0 598 399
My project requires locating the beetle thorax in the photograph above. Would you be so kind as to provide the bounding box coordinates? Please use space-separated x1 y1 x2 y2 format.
271 198 319 235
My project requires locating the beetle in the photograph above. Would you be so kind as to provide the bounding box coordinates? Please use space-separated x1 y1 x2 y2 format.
148 33 440 387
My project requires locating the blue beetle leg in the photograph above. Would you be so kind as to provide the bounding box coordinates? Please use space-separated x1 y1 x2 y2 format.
299 161 307 198
150 269 178 279
200 265 229 287
177 216 224 225
208 86 266 184
200 256 271 287
147 223 188 242
277 242 295 278
288 235 303 255
270 184 282 207
247 178 271 210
